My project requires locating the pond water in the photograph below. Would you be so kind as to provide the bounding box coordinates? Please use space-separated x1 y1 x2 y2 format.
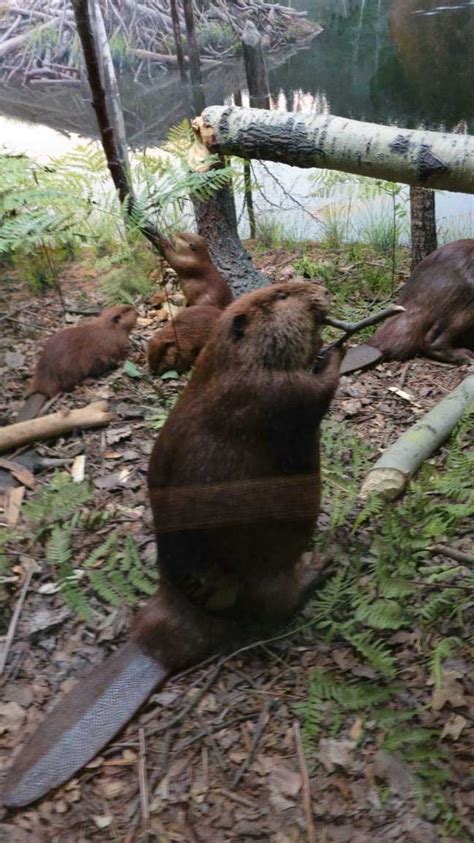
1 0 473 241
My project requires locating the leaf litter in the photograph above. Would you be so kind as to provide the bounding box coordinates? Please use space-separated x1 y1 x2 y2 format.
0 247 472 842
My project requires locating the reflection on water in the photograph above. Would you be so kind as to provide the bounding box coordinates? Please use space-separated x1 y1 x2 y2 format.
0 0 472 240
271 0 474 131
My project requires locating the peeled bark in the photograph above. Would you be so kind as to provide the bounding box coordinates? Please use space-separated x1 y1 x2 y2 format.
0 401 112 453
195 107 474 193
360 373 474 500
410 186 437 270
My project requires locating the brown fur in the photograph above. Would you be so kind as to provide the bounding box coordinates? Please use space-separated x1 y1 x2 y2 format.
143 281 341 669
147 305 221 375
163 231 233 309
18 305 137 420
370 240 474 363
1 283 341 808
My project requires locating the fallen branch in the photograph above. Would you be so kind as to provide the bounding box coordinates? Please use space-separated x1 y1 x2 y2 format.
0 401 111 453
0 21 55 58
360 372 474 499
0 561 36 675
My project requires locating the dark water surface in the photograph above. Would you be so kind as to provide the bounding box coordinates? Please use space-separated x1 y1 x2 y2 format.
268 0 474 132
1 1 472 235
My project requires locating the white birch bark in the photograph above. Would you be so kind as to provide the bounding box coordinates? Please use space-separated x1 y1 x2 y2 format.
89 0 132 183
194 107 474 193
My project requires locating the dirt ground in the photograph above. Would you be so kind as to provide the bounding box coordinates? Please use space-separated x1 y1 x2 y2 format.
0 249 472 843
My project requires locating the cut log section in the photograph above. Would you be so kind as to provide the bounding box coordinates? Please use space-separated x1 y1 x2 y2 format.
0 401 111 453
360 372 474 499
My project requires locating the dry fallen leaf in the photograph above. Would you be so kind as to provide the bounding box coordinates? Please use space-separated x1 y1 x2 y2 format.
373 749 414 796
318 738 355 773
4 486 26 526
431 669 467 710
349 717 364 741
441 713 467 740
268 763 302 811
0 457 35 489
0 701 26 735
5 350 25 368
93 815 113 829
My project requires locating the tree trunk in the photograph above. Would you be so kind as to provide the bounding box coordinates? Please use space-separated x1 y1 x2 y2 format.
89 0 131 187
72 0 168 255
234 89 256 240
182 0 204 113
194 183 268 295
170 0 187 82
241 21 271 110
410 186 437 271
194 106 474 193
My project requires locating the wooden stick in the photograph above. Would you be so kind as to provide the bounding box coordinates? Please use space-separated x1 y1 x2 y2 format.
294 721 316 843
0 562 36 675
0 401 111 453
323 304 405 347
138 727 150 826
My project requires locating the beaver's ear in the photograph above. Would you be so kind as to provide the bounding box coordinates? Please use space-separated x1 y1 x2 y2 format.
231 313 247 341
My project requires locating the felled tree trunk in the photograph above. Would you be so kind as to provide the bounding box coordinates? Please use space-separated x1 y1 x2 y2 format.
194 107 474 192
360 373 474 500
410 186 437 271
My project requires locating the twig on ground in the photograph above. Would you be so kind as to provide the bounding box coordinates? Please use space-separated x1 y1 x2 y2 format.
0 561 36 674
294 720 316 843
430 544 474 565
147 658 225 736
232 697 273 786
399 361 411 388
138 727 150 826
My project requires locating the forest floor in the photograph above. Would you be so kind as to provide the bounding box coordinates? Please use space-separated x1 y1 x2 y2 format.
0 242 472 843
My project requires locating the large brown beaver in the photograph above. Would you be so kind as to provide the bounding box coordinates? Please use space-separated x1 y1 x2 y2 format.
162 231 234 309
342 240 474 374
147 304 221 375
17 305 138 420
2 281 342 808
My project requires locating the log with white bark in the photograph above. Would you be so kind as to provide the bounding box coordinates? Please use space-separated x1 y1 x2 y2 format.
193 107 474 193
0 21 55 58
0 401 112 453
359 373 474 500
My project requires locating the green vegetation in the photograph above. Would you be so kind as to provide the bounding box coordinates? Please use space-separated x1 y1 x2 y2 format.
296 412 473 836
0 123 233 293
0 473 158 621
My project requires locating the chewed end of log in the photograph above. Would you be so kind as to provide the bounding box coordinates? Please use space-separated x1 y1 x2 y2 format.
190 117 216 171
359 467 407 501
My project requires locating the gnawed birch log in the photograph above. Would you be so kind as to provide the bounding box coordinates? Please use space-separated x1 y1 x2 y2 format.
0 401 111 453
194 107 474 193
360 373 474 500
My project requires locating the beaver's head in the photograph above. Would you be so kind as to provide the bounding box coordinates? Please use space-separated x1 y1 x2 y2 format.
210 281 330 372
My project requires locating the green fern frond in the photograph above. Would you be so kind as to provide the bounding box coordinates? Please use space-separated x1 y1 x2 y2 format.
429 637 462 688
343 630 396 679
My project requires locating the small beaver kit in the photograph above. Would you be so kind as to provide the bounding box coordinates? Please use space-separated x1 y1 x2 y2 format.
17 304 137 420
162 231 233 308
147 304 221 375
